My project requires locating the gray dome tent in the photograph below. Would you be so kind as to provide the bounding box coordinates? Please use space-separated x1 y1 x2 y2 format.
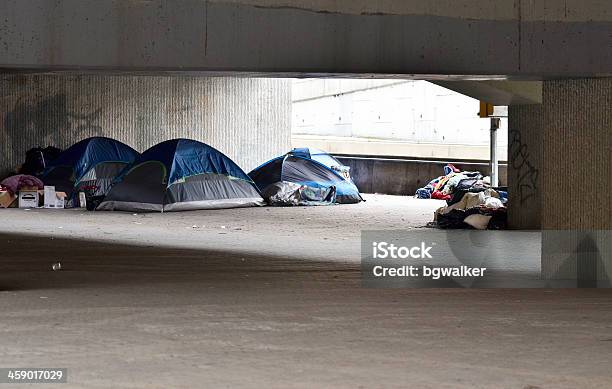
97 139 264 212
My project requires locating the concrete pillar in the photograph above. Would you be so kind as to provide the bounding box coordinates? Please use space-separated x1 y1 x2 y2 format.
508 78 612 283
508 104 543 230
0 74 291 175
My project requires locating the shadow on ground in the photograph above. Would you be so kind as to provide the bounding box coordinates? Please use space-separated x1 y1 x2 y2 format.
0 232 359 291
1 231 612 388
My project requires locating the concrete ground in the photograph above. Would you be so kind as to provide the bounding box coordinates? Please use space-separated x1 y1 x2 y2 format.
0 195 611 388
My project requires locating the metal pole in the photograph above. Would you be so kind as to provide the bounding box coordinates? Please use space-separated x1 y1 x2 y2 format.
489 117 500 187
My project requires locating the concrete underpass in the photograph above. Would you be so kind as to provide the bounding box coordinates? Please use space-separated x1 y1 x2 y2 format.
0 1 611 388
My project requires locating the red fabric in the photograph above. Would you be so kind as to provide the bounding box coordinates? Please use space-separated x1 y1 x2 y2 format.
431 190 451 200
0 175 44 195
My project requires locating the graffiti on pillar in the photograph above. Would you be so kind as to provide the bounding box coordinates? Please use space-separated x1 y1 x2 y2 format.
509 129 539 205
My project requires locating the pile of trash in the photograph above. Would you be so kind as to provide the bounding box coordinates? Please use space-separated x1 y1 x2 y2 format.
416 164 508 230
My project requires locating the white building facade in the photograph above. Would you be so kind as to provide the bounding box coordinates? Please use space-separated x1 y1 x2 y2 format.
292 79 508 161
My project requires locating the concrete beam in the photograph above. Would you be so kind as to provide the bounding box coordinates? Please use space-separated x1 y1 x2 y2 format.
432 81 543 105
0 1 611 78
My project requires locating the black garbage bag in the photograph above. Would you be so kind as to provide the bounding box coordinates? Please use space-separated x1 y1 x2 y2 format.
21 146 62 176
87 195 106 211
437 209 472 229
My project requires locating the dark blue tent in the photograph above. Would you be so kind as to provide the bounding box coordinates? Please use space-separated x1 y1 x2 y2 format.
249 148 362 204
42 137 139 203
97 138 264 212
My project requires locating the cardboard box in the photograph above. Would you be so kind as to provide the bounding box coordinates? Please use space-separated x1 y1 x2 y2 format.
54 192 67 209
0 191 17 208
18 190 39 208
43 186 67 209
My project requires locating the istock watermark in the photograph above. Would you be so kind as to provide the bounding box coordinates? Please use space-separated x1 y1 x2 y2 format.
369 240 484 279
371 241 433 259
361 230 612 288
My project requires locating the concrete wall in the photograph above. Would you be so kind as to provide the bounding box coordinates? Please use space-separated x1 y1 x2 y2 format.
0 74 291 175
338 156 507 196
1 1 611 78
292 79 508 161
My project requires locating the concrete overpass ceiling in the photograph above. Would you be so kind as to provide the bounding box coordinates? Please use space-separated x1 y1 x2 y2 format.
432 80 543 105
0 0 610 78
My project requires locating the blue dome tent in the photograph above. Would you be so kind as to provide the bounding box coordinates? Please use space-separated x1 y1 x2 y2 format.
249 148 362 204
97 138 264 212
42 137 139 204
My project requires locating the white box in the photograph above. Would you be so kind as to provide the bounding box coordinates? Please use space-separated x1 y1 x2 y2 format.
43 186 55 206
43 186 66 209
51 197 65 209
78 192 87 208
18 191 39 208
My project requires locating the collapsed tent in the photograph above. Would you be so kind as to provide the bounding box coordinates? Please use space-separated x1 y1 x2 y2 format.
42 137 138 204
248 148 362 205
97 138 264 212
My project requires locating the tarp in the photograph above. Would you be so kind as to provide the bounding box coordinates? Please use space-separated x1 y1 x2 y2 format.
261 181 337 206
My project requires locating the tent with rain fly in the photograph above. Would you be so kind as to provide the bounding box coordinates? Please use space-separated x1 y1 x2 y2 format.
97 138 264 212
248 148 362 204
42 137 139 205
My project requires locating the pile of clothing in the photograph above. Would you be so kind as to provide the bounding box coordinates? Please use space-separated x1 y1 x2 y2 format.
416 164 508 230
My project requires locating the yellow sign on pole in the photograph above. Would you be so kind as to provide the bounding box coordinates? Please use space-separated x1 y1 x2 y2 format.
479 101 494 118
